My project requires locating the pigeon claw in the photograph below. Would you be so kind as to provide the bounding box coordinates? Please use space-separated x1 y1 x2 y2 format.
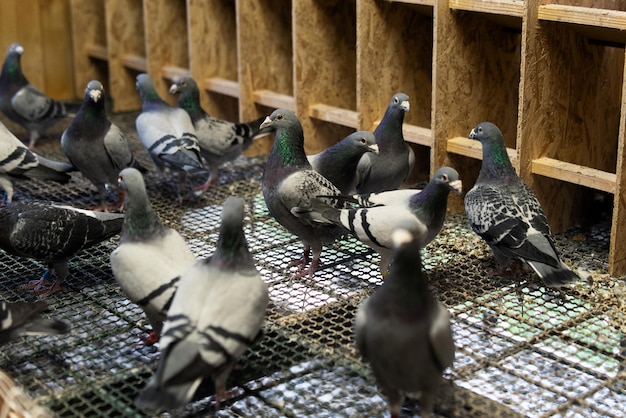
135 331 160 346
21 278 63 297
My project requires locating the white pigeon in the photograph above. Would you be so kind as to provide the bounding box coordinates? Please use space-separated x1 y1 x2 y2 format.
135 196 268 412
110 167 197 345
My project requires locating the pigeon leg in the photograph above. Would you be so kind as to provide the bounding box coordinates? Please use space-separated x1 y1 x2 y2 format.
135 331 160 346
191 172 218 197
287 244 311 276
27 131 41 150
21 271 55 293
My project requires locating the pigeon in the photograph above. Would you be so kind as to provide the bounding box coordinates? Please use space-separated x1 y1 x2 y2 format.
0 300 70 345
135 196 268 412
464 122 580 287
0 201 125 296
61 80 145 211
307 130 378 195
261 109 348 277
135 73 206 200
354 221 455 418
169 76 269 194
291 167 462 274
0 43 72 148
110 167 197 345
0 120 73 204
355 93 415 194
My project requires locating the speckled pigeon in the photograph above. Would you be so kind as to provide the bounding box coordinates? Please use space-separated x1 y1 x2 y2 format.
292 167 462 274
355 93 415 194
169 76 268 194
135 196 268 412
0 120 73 204
61 80 145 211
464 121 580 287
355 221 455 418
0 201 124 296
0 43 72 148
0 300 70 345
261 109 348 277
307 130 378 195
110 168 197 345
135 74 206 200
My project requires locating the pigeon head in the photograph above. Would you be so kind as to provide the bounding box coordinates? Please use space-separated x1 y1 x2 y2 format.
86 80 104 103
390 93 410 113
348 131 378 154
168 76 198 95
215 196 250 262
391 219 421 251
431 166 462 195
468 121 504 145
7 43 24 57
260 108 301 131
136 74 161 103
261 109 307 167
118 167 147 197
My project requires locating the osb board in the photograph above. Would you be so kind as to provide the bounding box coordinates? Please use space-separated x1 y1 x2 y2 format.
432 6 522 211
0 0 75 101
69 0 108 96
294 0 358 154
143 0 189 105
237 0 293 117
105 0 145 112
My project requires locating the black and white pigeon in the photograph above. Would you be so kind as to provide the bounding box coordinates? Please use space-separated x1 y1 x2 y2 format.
464 121 580 287
135 73 206 199
0 300 70 345
355 93 415 194
169 76 269 194
61 80 145 211
0 201 125 296
307 130 378 195
0 43 72 148
110 167 197 345
355 221 455 418
261 109 348 277
292 167 462 274
0 120 73 204
135 196 268 412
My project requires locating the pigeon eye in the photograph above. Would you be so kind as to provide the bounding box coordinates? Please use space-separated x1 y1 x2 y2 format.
393 97 399 104
276 114 284 120
441 174 448 181
359 137 367 144
478 127 483 133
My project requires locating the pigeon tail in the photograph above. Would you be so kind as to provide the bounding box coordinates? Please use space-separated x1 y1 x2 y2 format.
526 260 580 287
135 380 200 413
20 318 71 336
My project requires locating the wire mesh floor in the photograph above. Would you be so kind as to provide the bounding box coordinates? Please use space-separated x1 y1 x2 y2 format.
0 112 624 417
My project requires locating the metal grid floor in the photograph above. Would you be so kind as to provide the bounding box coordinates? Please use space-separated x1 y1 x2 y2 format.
0 113 624 417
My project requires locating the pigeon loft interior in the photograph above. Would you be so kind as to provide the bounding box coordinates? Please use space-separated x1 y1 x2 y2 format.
1 0 626 417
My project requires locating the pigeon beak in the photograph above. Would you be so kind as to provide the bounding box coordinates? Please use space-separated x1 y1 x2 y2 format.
469 128 477 139
450 180 463 195
401 100 410 112
259 116 273 130
89 89 102 103
169 84 178 94
368 144 379 154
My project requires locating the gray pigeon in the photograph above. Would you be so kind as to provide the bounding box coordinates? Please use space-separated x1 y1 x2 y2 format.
61 80 145 211
292 167 462 274
135 73 206 200
0 201 125 296
0 300 70 345
169 76 269 194
307 130 378 195
0 120 73 204
135 196 268 412
110 167 197 345
355 93 415 194
0 43 72 148
464 122 580 287
261 109 348 278
355 221 455 418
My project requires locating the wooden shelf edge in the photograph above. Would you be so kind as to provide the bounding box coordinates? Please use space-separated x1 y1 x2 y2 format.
387 0 435 7
86 44 108 61
531 157 616 194
202 77 240 99
121 54 147 72
161 66 190 82
252 90 296 111
308 104 359 129
371 120 432 147
449 0 524 18
538 4 626 31
446 136 518 165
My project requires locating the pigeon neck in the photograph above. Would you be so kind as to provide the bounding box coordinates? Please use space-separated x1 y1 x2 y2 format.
74 97 109 134
269 126 308 168
410 183 449 226
177 91 204 122
386 244 431 302
374 108 405 151
122 194 164 241
0 54 25 87
212 228 255 270
478 140 516 180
